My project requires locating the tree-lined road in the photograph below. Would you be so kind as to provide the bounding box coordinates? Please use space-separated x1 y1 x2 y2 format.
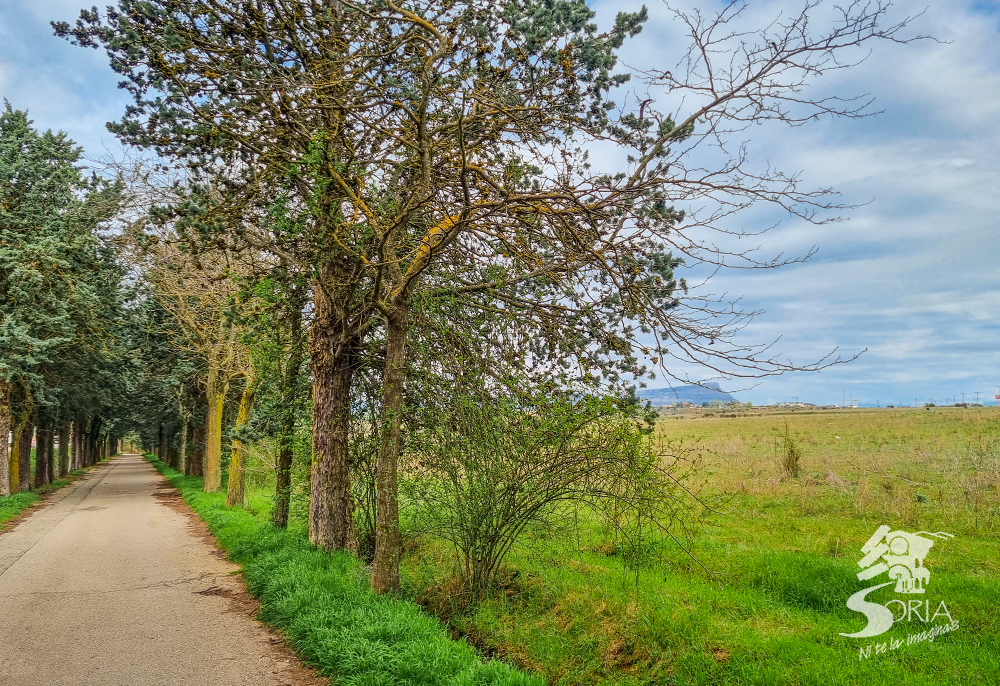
0 455 322 686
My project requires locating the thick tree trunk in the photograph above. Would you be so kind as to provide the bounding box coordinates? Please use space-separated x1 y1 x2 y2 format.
68 421 77 471
156 422 164 460
58 423 70 477
79 419 88 466
88 417 102 466
35 417 50 488
308 276 357 551
371 306 408 593
273 418 295 528
18 421 33 491
0 379 11 497
274 305 304 529
226 381 255 508
9 395 32 494
9 421 19 495
169 432 178 466
204 367 227 492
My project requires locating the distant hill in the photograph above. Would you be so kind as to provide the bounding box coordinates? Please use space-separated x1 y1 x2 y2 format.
636 382 736 405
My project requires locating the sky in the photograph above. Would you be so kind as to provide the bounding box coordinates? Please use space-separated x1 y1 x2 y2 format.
1 0 998 407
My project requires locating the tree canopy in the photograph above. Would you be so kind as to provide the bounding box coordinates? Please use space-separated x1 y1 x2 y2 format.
0 0 923 593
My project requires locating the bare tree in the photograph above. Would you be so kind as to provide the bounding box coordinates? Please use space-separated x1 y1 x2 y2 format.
127 230 251 493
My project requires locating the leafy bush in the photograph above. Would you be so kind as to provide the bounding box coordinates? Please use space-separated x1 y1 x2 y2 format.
402 389 694 599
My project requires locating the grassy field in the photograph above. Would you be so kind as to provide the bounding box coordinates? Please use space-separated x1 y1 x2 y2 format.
397 406 1000 685
232 406 998 685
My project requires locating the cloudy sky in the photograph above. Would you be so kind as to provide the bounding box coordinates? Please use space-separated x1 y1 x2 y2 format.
1 0 998 406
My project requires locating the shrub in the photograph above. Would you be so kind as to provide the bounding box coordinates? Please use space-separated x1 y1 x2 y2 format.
402 389 693 599
779 424 802 478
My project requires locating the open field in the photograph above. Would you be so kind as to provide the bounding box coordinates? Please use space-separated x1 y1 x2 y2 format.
233 406 999 685
402 407 1000 684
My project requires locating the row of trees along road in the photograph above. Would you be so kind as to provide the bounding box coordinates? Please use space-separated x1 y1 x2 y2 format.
0 105 129 496
49 0 923 592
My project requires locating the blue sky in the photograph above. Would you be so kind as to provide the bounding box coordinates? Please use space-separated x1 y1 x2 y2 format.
1 0 998 407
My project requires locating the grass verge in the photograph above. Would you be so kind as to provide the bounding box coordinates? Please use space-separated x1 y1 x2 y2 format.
144 454 542 686
0 463 101 530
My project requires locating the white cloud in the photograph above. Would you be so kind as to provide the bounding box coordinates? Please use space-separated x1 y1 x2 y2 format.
588 0 1000 406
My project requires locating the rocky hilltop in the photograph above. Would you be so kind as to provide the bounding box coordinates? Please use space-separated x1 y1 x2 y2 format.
636 382 736 405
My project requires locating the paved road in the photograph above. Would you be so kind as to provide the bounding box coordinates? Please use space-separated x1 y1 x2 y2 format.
0 455 323 686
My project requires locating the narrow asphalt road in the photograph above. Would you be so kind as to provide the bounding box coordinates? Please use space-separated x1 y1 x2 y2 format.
0 455 324 686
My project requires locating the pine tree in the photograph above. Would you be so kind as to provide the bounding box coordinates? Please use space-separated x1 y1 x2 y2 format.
0 104 123 493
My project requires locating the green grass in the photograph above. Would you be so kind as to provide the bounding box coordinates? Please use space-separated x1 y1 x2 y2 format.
0 455 91 529
144 454 542 686
0 490 40 527
395 407 1000 685
172 408 1000 684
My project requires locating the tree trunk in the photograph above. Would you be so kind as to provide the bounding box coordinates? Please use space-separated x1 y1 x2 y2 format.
168 431 177 467
68 421 77 471
18 421 33 491
274 305 304 529
46 427 55 483
9 420 19 495
0 379 11 497
58 423 70 477
88 417 102 466
226 381 255 508
190 425 205 477
79 419 88 466
35 417 50 488
204 366 228 492
371 305 408 593
179 415 189 475
308 275 357 551
70 419 82 471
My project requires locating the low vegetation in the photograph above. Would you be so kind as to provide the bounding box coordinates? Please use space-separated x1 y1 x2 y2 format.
151 406 999 685
145 453 542 686
0 491 40 529
0 456 98 529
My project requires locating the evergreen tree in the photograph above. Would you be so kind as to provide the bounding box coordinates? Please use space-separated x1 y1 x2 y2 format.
0 104 122 493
